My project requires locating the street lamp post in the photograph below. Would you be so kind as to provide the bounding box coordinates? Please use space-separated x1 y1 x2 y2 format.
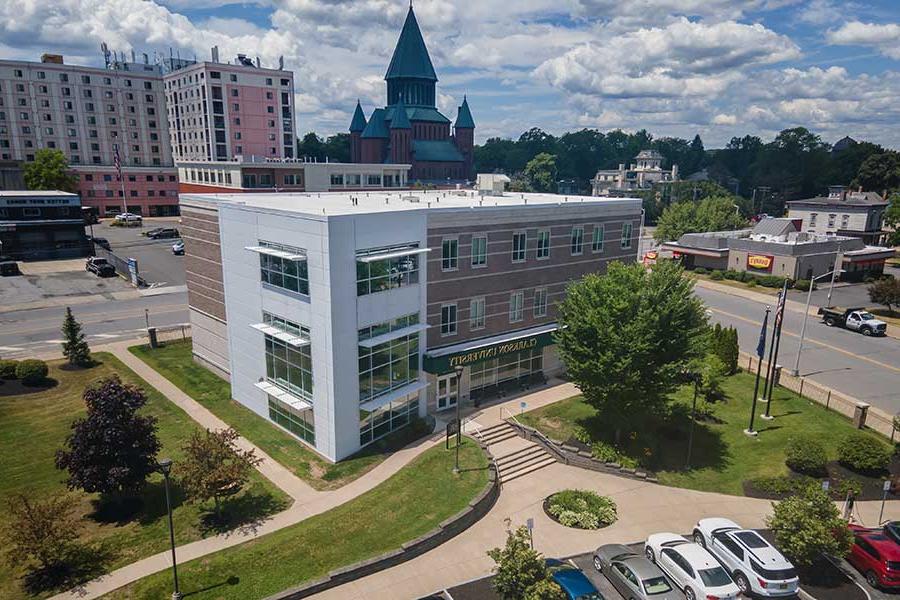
157 458 182 600
790 268 845 377
453 365 464 474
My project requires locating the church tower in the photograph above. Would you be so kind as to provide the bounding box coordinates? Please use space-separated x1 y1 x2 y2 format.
349 100 367 163
454 96 475 180
385 5 438 108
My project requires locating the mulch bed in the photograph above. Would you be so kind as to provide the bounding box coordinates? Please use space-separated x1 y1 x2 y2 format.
0 378 58 397
541 494 616 530
743 457 900 501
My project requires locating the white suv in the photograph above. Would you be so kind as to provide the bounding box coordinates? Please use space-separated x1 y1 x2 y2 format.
645 532 740 600
694 518 799 597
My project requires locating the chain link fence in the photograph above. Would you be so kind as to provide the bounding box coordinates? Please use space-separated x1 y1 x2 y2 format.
740 351 895 439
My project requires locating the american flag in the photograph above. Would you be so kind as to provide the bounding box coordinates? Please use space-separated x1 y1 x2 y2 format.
113 144 122 181
774 280 788 330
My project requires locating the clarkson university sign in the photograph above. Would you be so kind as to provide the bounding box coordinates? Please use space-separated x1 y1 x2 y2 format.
423 330 557 374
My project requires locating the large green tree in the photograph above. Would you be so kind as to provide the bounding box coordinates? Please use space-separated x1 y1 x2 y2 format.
884 192 900 246
869 277 900 315
654 195 748 241
853 151 900 194
179 427 261 517
23 148 76 192
766 487 853 567
555 261 708 442
523 152 558 193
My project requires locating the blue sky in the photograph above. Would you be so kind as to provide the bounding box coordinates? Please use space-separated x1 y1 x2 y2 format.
2 0 900 148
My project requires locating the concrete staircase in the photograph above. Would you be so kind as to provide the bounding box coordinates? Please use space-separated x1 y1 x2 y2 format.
479 422 556 484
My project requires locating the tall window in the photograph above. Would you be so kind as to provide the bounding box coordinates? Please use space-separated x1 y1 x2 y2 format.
356 243 420 295
358 313 420 403
441 304 457 336
592 224 604 252
509 291 524 323
263 315 313 400
809 213 818 227
621 222 633 249
268 397 315 444
442 238 458 271
570 226 584 255
827 214 836 228
359 392 419 447
259 241 309 295
512 232 527 262
537 230 550 259
470 297 486 330
471 235 487 267
534 288 548 317
841 214 850 228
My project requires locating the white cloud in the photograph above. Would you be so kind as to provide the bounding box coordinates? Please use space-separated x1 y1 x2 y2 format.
827 21 900 59
713 113 738 125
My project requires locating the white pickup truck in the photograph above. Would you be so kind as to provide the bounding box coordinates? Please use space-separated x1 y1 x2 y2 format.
818 306 888 336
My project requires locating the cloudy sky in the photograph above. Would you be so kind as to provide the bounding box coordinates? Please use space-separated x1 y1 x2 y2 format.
2 0 900 148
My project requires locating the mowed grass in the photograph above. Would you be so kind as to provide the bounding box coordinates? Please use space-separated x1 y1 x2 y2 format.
519 370 887 496
130 340 431 490
105 440 490 600
0 353 289 599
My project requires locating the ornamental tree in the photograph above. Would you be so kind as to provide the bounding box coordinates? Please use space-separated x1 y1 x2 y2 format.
55 376 161 498
61 307 92 367
488 525 559 600
179 427 261 516
4 493 81 573
555 260 708 443
654 195 747 242
868 277 900 316
766 487 853 567
23 148 77 192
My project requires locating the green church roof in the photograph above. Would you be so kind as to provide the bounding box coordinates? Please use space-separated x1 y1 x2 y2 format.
455 96 475 129
412 140 465 163
361 108 389 139
385 105 450 125
349 100 367 132
390 101 411 129
385 6 438 82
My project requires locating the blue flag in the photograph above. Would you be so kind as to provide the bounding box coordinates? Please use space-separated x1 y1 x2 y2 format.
756 308 769 358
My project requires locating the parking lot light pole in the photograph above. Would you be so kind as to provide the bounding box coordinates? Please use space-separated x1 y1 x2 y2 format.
453 365 464 474
157 458 182 600
791 269 844 377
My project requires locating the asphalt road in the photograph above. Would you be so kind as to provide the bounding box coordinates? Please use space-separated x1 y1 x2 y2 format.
0 291 188 359
87 217 185 286
696 285 900 414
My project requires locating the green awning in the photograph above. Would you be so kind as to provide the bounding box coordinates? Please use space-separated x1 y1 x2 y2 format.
424 324 558 374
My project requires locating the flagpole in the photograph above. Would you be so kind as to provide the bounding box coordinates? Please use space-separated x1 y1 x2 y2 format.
114 143 129 215
746 305 770 437
761 288 782 402
763 282 789 419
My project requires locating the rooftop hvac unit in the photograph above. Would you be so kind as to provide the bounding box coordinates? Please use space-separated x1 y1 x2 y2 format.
402 195 420 203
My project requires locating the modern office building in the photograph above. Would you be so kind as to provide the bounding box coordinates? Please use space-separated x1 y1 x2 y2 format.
0 190 89 260
163 53 295 162
176 158 409 194
347 5 475 183
786 185 888 245
592 150 679 196
660 217 894 281
180 184 642 461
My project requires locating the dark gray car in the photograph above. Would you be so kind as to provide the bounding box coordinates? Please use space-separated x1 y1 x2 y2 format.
593 545 683 600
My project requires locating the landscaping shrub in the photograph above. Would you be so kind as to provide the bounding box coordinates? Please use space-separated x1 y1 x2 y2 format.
0 358 19 379
710 270 724 280
723 270 741 281
757 275 789 288
15 359 49 386
739 271 754 283
746 279 758 287
694 267 709 275
590 441 639 469
838 432 892 473
784 434 828 476
545 489 617 529
793 279 814 292
750 475 817 498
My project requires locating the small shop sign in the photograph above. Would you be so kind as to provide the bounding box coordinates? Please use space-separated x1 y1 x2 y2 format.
747 254 774 271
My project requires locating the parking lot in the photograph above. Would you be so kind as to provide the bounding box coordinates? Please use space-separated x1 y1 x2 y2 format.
87 217 185 287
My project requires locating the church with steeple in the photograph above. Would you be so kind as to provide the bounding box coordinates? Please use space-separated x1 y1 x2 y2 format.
348 4 475 182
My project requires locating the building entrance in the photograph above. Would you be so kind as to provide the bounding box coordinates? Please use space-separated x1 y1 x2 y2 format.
436 374 458 411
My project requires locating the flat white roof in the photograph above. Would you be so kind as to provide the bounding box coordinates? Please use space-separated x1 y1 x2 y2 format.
180 189 641 218
0 190 78 197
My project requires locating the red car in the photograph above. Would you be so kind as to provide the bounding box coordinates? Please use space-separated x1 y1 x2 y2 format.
848 524 900 589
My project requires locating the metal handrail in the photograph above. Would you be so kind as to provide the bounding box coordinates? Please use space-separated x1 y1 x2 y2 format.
461 416 484 443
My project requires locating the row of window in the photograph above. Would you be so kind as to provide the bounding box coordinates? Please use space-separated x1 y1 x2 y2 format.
439 288 550 336
264 313 313 401
355 244 420 296
359 393 419 447
809 212 852 229
259 241 310 296
165 72 291 88
84 189 170 198
0 106 160 126
79 173 176 183
6 70 155 88
440 223 632 271
358 313 421 403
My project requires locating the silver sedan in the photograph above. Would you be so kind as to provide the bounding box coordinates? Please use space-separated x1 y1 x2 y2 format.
593 544 683 600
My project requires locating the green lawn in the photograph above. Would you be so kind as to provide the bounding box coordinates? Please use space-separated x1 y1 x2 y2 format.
130 340 432 490
519 370 888 495
105 440 490 599
0 353 289 599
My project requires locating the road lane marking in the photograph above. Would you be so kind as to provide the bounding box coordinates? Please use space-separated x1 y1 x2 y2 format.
708 307 900 375
1 304 187 335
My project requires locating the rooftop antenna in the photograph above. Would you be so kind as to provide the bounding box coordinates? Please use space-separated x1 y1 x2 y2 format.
131 49 136 63
278 56 284 70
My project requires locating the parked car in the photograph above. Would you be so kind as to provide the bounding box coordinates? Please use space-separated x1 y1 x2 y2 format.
88 236 111 251
645 532 740 600
818 306 887 336
694 518 799 597
0 256 20 276
592 545 680 600
115 212 142 222
143 227 164 237
148 227 179 240
546 559 604 600
848 524 900 589
85 256 116 277
172 241 185 255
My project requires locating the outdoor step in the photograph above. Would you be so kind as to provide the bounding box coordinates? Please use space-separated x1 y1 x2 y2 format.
494 444 546 466
496 449 551 472
499 455 557 484
479 422 514 436
480 430 520 446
